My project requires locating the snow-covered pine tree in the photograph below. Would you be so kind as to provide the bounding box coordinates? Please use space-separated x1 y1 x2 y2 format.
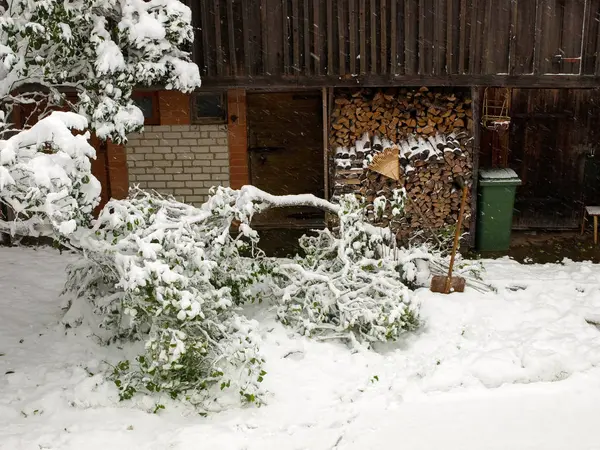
0 0 200 239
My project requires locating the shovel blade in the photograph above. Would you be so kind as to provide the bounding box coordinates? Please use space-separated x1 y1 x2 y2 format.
430 275 466 294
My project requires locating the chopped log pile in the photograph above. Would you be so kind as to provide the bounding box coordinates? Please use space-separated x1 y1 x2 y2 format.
330 88 474 241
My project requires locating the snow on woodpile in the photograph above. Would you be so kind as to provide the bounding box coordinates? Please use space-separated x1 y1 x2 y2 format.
333 131 473 241
329 88 474 243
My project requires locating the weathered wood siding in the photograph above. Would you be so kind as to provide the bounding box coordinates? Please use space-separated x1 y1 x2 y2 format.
193 0 600 88
480 87 600 229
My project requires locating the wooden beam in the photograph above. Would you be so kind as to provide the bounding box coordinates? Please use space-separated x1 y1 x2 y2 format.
469 86 481 248
314 0 321 75
468 0 479 74
371 0 377 73
508 0 517 75
359 0 367 74
304 0 311 75
381 0 387 74
418 0 426 74
405 0 416 74
283 0 289 74
227 0 237 76
242 0 251 75
458 0 467 73
214 0 223 76
200 73 600 88
292 0 300 73
533 0 543 74
446 0 454 74
201 0 212 76
349 0 356 74
322 87 329 200
338 0 346 75
390 0 397 74
596 5 600 75
327 0 333 75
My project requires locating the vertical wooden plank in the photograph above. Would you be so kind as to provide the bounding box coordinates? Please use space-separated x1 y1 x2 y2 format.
458 0 467 73
582 0 600 74
390 0 397 74
201 0 212 76
242 0 252 75
313 0 321 75
370 0 377 73
468 0 480 74
446 0 454 74
260 0 269 75
338 0 346 75
533 0 544 74
327 0 333 75
381 0 387 74
433 0 445 74
405 0 417 75
419 0 426 74
349 0 357 74
292 0 300 73
483 0 493 73
597 9 600 74
214 0 223 76
304 0 311 74
469 86 481 248
227 0 237 76
322 88 329 200
359 0 367 74
282 0 289 74
508 0 517 75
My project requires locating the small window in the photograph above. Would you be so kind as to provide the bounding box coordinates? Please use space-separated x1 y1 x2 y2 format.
192 92 227 124
132 92 160 125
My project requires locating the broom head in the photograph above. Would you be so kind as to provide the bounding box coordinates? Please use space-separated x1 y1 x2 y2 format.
368 147 401 181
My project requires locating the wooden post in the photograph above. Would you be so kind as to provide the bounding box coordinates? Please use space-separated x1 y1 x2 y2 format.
594 215 598 244
322 87 329 200
469 86 482 248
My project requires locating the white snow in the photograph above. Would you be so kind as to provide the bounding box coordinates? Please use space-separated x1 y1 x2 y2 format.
2 248 600 449
479 168 520 180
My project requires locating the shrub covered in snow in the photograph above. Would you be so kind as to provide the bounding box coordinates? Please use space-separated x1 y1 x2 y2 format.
0 112 100 238
274 192 423 347
64 188 269 409
56 184 436 409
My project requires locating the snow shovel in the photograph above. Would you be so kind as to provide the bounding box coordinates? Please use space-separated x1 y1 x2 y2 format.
430 178 468 294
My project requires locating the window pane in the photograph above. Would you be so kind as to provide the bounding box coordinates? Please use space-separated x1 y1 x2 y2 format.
194 93 226 120
133 96 154 119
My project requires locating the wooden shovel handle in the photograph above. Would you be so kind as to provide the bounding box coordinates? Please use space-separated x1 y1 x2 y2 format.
444 186 468 293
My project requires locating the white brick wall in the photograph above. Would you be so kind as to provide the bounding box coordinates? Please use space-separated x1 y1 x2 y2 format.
126 124 229 205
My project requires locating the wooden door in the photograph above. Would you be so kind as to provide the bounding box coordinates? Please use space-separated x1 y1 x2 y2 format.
247 91 324 228
507 88 600 229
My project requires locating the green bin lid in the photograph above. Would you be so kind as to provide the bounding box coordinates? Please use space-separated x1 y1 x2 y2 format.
479 168 521 185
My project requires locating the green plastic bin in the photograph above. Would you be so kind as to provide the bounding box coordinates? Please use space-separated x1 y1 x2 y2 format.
476 168 521 252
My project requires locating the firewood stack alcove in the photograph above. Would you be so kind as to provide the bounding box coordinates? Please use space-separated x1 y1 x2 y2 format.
330 87 474 242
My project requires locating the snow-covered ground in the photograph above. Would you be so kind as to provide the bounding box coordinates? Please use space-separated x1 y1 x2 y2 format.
2 247 600 450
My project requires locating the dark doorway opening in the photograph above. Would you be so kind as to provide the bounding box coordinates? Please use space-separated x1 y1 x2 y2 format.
247 91 325 229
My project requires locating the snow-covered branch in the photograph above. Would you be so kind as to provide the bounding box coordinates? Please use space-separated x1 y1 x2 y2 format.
0 0 201 142
0 111 101 239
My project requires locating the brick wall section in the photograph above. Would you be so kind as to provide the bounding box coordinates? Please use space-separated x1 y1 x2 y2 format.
126 124 229 205
158 91 191 125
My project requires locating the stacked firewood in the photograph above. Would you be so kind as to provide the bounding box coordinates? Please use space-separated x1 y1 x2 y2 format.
330 87 473 149
330 88 474 240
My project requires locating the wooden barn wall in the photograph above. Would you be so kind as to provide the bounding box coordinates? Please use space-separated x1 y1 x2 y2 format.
480 87 600 229
194 0 600 88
